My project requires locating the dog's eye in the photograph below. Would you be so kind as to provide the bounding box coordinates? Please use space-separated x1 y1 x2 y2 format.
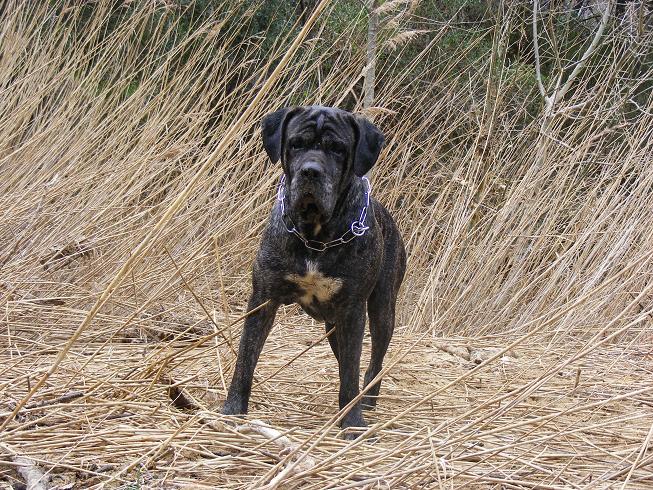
329 143 345 155
289 139 304 150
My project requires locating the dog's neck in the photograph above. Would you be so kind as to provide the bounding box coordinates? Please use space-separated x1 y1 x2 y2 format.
290 177 367 241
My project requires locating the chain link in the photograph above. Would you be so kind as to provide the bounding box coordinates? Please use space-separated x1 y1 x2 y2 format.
277 175 371 252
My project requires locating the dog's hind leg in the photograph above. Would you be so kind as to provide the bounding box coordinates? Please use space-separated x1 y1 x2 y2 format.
223 296 278 415
362 283 397 410
363 232 405 410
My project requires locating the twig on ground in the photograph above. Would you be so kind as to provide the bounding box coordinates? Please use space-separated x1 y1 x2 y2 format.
237 419 317 487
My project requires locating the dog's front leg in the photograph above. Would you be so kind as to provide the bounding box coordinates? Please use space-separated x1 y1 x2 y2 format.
335 306 367 437
223 295 278 415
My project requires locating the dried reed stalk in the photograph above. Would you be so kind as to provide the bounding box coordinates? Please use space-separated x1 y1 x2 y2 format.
1 0 652 488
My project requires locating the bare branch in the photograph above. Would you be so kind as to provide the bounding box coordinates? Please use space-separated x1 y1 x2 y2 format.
363 0 380 109
556 0 613 103
15 456 49 490
532 0 547 99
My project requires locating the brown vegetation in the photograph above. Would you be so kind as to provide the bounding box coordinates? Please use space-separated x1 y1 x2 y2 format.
1 0 652 488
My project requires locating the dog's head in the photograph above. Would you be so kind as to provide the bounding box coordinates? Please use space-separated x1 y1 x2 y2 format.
261 106 384 231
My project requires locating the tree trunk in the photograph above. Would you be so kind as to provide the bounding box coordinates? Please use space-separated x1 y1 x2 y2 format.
363 0 379 109
297 0 318 37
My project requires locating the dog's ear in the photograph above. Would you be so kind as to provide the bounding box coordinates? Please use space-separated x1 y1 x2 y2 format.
353 116 385 177
261 107 294 164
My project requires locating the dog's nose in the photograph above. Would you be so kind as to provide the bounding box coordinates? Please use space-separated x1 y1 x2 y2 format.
299 162 322 180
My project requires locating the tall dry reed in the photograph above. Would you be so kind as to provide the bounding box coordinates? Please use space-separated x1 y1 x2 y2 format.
1 1 652 488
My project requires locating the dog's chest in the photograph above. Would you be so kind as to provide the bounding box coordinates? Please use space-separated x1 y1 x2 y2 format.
285 260 342 307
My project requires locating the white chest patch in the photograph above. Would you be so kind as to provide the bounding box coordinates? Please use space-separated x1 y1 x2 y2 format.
285 260 343 306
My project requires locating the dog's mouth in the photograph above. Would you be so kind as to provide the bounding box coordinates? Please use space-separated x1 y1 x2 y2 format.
297 194 322 222
288 177 335 233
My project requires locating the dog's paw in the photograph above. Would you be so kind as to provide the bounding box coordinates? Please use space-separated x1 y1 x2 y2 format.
340 426 380 443
341 426 365 441
361 395 378 410
221 399 247 417
339 411 368 441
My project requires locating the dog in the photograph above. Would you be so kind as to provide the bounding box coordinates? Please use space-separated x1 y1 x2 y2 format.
222 106 406 438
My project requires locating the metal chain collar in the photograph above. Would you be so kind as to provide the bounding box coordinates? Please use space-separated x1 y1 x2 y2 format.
276 175 371 252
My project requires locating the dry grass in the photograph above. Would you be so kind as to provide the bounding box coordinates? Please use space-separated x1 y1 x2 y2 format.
1 1 652 488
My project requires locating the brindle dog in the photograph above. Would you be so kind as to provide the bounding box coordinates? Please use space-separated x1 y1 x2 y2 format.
222 106 406 438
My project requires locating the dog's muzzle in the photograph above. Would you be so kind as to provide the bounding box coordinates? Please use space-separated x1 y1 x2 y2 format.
290 163 333 223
